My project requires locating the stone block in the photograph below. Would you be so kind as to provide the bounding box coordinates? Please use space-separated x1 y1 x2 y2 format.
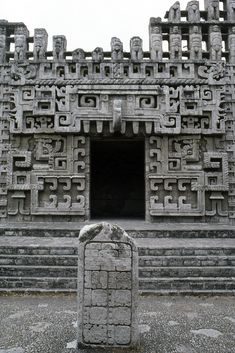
77 222 139 349
109 307 131 325
113 325 131 345
108 289 132 307
108 271 132 289
83 324 107 344
92 289 108 306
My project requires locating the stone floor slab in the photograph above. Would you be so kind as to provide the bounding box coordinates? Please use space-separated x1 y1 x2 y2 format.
0 295 234 353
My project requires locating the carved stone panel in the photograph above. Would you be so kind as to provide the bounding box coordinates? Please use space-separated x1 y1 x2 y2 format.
0 0 235 223
77 223 139 348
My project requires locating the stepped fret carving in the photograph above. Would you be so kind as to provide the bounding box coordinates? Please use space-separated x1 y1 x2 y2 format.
0 0 235 223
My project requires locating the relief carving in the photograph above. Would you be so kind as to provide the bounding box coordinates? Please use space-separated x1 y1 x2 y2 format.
209 25 222 61
72 48 85 61
53 35 67 61
0 2 234 223
92 47 104 62
130 36 143 61
0 28 6 64
229 27 235 64
206 0 220 20
149 18 163 61
111 37 123 61
187 1 200 22
226 0 235 21
168 1 181 22
34 28 48 61
170 26 182 60
189 26 202 60
14 27 28 62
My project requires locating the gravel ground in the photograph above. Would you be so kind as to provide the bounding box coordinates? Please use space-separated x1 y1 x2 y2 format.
0 295 234 353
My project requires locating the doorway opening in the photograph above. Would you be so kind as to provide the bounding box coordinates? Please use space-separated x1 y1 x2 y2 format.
90 139 145 219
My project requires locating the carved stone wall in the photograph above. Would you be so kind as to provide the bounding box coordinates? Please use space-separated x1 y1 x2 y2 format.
0 0 235 223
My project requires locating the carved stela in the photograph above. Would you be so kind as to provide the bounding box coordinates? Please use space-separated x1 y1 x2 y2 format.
0 0 235 224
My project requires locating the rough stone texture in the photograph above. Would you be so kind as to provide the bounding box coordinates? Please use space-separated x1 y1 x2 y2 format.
0 221 235 237
0 295 235 353
0 234 234 293
0 0 235 223
77 223 139 348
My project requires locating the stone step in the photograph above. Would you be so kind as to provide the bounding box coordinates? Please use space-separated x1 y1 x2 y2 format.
0 247 78 256
0 237 234 294
1 246 234 257
0 288 76 293
0 255 78 266
0 275 234 293
139 255 235 267
0 266 77 278
0 276 77 290
138 248 235 257
0 287 234 295
0 223 235 239
139 266 235 278
1 264 234 279
1 254 234 267
138 289 235 295
139 277 235 291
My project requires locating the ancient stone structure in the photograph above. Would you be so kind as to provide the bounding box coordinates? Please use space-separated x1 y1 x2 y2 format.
1 0 235 223
77 222 139 348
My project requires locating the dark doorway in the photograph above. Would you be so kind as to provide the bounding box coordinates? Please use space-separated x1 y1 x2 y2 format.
90 139 145 219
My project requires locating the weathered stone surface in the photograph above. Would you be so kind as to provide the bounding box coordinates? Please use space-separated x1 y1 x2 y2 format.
0 1 235 224
0 233 234 293
77 222 139 348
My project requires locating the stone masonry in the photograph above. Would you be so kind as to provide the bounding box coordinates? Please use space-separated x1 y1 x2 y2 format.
77 222 139 348
0 0 235 223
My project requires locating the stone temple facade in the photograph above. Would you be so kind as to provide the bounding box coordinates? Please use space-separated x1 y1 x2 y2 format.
1 0 235 224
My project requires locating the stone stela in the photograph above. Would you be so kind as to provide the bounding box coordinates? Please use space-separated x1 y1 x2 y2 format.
77 223 139 348
0 0 235 224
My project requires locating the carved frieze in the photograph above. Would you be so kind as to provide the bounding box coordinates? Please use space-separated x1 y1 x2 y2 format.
0 0 235 223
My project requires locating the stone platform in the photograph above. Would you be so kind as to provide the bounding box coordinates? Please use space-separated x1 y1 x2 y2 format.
0 295 234 353
0 222 234 295
0 221 235 238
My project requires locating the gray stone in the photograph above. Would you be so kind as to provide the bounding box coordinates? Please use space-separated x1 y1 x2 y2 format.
77 222 139 349
0 1 234 224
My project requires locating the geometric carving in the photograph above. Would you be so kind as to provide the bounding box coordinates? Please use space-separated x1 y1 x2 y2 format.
203 153 229 191
149 175 205 216
1 0 235 223
31 176 86 215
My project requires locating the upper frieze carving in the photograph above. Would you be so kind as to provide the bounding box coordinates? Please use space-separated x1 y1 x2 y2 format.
0 0 234 66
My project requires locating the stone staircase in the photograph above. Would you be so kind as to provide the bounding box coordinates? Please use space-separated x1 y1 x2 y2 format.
0 236 234 294
138 244 235 294
0 246 78 292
